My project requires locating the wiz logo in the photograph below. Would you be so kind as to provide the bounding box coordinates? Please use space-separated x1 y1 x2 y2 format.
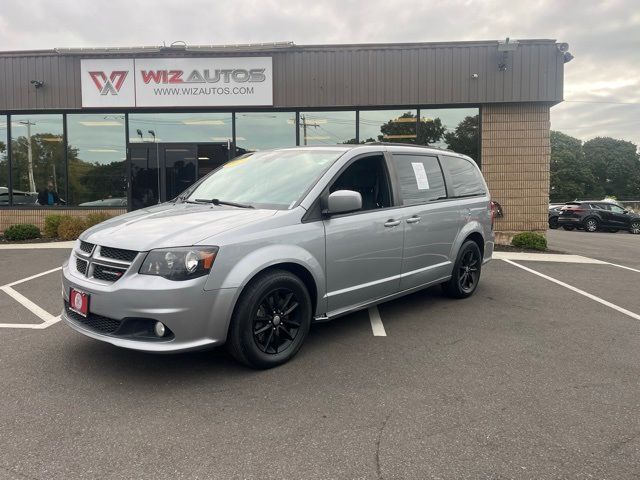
89 71 129 95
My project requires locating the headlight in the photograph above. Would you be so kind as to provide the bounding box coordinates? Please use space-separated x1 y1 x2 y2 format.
139 247 218 281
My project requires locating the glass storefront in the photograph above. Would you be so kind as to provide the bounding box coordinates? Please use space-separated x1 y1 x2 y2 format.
0 107 480 208
0 117 7 205
235 112 296 153
10 114 65 206
299 111 356 145
67 114 127 206
128 113 232 144
359 109 418 144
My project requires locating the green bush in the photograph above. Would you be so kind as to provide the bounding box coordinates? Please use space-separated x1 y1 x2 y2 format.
43 214 71 238
4 224 41 241
57 217 87 241
511 231 547 251
85 212 113 228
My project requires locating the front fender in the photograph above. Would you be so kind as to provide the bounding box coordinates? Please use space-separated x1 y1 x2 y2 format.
204 244 327 314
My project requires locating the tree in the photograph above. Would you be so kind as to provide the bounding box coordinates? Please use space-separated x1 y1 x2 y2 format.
550 131 603 201
378 112 445 145
444 115 479 163
583 137 640 200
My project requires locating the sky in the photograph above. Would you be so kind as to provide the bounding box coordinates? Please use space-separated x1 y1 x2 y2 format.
1 0 638 147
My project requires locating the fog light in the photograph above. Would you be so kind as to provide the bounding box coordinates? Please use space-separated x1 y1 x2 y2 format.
154 321 166 337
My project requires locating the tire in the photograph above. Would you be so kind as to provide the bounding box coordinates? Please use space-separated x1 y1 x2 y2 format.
549 217 559 229
584 218 599 232
442 240 482 299
227 269 312 369
630 221 640 235
563 226 575 231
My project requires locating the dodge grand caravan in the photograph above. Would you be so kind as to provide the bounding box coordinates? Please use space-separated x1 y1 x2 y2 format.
62 144 494 368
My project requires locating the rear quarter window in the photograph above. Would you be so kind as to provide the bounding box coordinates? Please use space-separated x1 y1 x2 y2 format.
391 154 447 205
441 156 485 197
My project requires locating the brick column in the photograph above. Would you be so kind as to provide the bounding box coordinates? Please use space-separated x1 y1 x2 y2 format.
480 103 550 244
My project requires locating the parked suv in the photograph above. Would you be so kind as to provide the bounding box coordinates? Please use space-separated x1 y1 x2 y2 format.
62 145 494 368
557 201 640 233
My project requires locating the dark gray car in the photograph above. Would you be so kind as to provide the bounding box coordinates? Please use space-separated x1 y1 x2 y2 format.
62 144 494 368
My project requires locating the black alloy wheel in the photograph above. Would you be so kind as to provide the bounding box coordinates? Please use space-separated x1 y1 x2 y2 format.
584 218 599 232
227 269 311 369
631 221 640 235
442 240 482 299
253 288 302 354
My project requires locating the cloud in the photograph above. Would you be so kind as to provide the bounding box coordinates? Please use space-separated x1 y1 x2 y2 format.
0 0 638 145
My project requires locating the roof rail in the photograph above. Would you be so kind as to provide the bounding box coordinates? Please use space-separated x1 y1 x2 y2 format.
363 141 455 153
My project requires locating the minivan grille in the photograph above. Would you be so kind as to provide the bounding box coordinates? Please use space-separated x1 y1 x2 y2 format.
79 240 94 254
65 301 121 334
73 243 139 283
100 246 138 262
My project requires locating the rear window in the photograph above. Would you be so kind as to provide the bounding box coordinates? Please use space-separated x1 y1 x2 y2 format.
441 156 485 197
391 154 447 205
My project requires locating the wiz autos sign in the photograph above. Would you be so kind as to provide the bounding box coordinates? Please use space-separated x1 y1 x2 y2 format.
80 57 273 107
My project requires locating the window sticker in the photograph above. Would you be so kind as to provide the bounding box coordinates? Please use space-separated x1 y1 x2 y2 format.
411 162 430 190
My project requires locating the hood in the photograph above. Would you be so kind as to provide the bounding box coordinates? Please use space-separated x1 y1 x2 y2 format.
82 203 277 251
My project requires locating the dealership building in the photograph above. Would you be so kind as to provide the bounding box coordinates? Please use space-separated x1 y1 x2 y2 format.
0 40 566 240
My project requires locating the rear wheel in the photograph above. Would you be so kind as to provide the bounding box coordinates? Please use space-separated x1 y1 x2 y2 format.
227 270 312 369
584 218 598 232
549 216 559 229
630 221 640 235
442 240 482 299
563 226 575 231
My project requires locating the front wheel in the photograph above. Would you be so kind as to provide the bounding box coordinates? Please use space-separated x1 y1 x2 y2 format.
227 270 312 369
630 221 640 235
442 240 482 299
549 217 559 229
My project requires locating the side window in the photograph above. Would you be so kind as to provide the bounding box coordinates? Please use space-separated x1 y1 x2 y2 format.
590 203 603 210
329 154 392 212
391 154 447 205
610 205 625 214
441 156 485 197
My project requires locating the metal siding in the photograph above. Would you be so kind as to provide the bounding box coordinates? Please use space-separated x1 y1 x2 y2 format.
0 41 563 111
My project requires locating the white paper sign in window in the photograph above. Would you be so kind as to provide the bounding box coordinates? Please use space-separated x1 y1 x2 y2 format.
411 162 430 190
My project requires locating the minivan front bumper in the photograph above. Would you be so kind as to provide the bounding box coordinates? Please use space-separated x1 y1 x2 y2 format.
61 259 238 353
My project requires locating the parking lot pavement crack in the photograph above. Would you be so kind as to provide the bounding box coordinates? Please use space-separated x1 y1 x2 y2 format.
375 412 391 480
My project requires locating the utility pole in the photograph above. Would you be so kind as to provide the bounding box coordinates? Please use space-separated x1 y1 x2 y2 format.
299 115 321 146
19 120 37 193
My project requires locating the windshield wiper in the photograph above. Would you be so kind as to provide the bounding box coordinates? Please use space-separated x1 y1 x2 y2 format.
191 198 254 209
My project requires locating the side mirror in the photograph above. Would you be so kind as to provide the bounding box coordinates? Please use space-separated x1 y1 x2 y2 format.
325 190 362 215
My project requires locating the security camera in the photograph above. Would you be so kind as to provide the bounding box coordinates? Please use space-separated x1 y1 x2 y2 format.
557 43 569 53
30 80 44 89
563 52 574 63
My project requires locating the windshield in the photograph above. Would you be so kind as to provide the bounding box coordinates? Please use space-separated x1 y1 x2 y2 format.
186 149 344 209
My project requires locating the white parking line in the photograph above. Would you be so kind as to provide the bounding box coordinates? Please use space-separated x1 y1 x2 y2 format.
503 259 640 322
3 266 62 288
368 306 387 336
493 252 607 264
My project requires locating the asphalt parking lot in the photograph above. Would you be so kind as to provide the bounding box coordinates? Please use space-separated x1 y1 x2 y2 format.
0 230 639 479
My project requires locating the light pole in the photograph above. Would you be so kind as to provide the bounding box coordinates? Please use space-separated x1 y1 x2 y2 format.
148 130 160 204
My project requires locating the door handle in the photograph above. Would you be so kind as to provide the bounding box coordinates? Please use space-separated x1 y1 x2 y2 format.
384 219 401 228
406 215 421 224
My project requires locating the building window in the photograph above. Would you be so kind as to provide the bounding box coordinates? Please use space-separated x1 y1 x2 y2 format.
359 109 418 144
128 113 232 144
66 114 127 207
0 117 8 205
235 112 296 153
418 108 480 164
299 111 356 145
11 115 65 206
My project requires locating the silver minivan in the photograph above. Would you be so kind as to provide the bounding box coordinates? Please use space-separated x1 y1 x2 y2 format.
62 144 494 368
